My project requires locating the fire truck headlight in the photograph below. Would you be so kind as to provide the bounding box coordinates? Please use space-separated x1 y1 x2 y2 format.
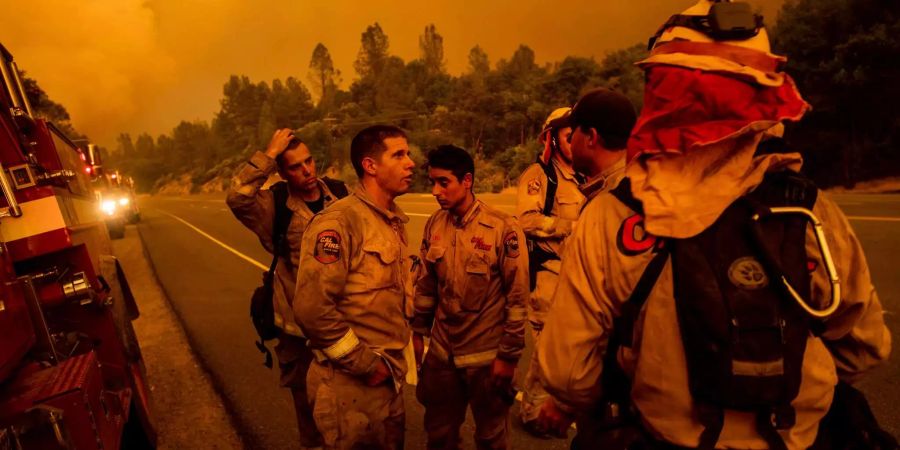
118 197 130 206
101 200 117 215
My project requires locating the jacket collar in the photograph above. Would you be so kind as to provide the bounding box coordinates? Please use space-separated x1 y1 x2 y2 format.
285 178 338 216
580 157 626 200
353 185 410 224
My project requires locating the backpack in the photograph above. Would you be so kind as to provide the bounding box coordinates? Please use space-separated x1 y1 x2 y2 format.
250 178 348 368
525 160 560 291
608 171 819 450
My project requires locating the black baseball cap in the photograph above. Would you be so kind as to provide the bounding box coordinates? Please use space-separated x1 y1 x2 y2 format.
569 88 637 150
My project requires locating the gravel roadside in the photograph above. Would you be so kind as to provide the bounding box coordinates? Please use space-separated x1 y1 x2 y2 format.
112 225 244 449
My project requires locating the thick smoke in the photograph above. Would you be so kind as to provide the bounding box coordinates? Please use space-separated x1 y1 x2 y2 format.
0 0 783 147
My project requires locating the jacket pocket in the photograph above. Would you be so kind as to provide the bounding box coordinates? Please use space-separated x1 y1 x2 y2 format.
555 193 583 222
461 254 490 312
361 241 399 290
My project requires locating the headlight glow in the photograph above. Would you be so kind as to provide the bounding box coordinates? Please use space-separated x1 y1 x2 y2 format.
101 200 116 215
118 197 130 206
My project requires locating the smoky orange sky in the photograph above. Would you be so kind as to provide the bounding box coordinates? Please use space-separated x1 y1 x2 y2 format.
1 0 783 148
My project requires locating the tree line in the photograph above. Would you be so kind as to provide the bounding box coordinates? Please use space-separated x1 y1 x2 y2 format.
23 0 900 192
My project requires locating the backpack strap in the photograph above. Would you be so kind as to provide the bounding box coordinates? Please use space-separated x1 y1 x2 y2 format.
252 181 292 367
270 181 293 261
540 160 559 216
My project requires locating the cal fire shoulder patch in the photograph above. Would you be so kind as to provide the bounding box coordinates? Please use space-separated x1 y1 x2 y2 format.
504 231 520 258
314 229 342 264
527 177 542 195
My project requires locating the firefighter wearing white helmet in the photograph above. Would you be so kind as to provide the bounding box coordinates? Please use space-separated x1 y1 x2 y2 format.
515 106 587 435
534 1 892 449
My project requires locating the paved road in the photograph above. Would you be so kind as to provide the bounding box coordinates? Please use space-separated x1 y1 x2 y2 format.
135 191 899 449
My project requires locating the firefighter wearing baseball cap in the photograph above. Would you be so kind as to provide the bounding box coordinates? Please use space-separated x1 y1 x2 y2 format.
535 1 892 449
516 106 586 434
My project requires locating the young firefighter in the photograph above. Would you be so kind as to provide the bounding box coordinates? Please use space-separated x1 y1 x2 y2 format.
294 125 416 450
536 1 892 449
412 145 529 450
226 128 347 449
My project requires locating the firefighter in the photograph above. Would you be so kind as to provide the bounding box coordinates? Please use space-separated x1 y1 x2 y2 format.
412 145 529 450
535 1 892 449
294 124 416 450
226 128 347 449
567 88 636 204
516 107 586 434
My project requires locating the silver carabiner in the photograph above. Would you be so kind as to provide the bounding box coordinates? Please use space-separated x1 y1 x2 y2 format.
753 207 842 318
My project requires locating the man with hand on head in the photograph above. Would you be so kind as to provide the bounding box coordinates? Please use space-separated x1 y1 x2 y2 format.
226 128 348 450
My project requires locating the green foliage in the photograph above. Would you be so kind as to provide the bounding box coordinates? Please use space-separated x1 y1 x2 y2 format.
419 24 445 76
308 43 340 110
20 72 84 140
773 0 900 186
354 23 390 78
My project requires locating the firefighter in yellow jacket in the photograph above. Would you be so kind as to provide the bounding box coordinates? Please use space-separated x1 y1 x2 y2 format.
412 145 529 450
226 128 347 449
294 125 416 450
536 2 892 449
516 107 586 432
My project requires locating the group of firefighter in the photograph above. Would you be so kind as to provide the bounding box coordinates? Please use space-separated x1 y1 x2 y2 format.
224 2 893 449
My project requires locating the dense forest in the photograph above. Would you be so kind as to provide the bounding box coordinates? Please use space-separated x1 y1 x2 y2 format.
26 0 900 192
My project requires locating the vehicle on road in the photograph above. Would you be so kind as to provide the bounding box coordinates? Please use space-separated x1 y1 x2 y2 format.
0 43 156 449
87 147 140 239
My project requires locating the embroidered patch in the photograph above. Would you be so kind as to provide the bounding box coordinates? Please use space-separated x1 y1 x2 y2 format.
527 177 542 195
314 230 341 264
504 231 520 258
616 214 657 256
728 257 769 290
471 236 493 252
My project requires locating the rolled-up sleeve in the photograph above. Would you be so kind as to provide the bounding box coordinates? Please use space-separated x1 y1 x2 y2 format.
225 151 278 252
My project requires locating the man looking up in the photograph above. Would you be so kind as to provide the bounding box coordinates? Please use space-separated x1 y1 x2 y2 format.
412 145 529 450
294 125 416 450
226 128 348 449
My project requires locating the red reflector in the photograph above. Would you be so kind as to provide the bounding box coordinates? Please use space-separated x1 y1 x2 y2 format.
85 166 92 174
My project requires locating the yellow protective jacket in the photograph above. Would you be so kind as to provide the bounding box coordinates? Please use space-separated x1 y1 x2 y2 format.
225 151 342 338
538 167 891 449
293 187 415 382
412 199 529 366
516 160 585 258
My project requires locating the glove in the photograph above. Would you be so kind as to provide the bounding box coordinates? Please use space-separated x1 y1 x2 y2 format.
536 397 575 438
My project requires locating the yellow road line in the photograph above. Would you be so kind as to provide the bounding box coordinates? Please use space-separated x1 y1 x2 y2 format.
159 210 268 271
848 216 900 222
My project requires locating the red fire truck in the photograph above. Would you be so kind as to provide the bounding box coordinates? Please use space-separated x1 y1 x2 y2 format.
0 44 156 448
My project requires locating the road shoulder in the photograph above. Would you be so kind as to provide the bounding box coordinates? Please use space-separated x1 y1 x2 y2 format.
112 226 244 449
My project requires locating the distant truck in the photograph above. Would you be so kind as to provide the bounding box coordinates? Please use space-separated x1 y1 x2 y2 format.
86 147 140 239
0 43 156 448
